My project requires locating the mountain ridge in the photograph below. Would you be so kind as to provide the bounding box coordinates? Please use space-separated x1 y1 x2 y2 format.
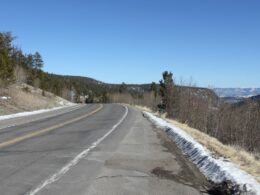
214 88 260 98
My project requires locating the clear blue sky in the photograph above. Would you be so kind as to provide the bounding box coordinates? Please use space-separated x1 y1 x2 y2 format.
1 0 260 87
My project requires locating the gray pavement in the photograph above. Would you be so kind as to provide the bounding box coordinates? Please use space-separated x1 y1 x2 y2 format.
0 104 210 195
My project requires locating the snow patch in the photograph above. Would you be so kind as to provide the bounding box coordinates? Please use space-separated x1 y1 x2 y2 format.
0 105 73 121
143 111 260 195
1 96 11 100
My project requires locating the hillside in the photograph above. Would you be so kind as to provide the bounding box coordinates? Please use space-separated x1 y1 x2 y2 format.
0 83 72 116
220 94 260 104
214 88 260 98
250 94 260 101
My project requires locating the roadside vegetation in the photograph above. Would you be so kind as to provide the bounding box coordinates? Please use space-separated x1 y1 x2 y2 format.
168 118 260 181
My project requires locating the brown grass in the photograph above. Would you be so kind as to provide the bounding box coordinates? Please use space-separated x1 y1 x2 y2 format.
134 105 260 182
134 105 153 113
0 83 72 115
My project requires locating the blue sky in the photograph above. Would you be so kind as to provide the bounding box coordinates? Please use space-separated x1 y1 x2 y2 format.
1 0 260 87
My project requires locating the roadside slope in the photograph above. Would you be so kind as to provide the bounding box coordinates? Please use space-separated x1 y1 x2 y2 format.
0 83 73 116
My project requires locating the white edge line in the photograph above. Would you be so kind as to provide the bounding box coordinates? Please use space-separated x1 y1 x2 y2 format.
27 105 129 195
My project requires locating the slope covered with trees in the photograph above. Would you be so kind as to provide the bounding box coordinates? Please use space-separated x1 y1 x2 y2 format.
0 32 113 102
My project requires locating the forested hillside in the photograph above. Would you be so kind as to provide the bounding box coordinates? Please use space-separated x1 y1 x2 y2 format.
0 32 151 103
0 32 112 102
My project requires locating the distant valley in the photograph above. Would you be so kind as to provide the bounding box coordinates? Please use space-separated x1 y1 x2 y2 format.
213 88 260 98
213 88 260 104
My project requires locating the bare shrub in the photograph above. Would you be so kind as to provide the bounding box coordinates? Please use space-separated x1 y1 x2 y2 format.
14 65 27 83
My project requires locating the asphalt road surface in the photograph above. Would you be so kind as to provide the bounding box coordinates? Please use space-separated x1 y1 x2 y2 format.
0 104 211 195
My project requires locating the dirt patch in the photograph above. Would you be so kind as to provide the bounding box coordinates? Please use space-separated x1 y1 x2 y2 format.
151 167 195 187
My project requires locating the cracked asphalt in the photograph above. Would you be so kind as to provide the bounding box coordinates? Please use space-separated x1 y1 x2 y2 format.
0 104 211 195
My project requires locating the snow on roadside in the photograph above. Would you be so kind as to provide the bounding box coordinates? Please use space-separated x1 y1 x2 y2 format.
143 111 260 195
1 96 11 100
0 104 75 121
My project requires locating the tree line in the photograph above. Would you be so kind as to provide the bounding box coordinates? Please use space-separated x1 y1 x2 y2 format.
0 32 44 87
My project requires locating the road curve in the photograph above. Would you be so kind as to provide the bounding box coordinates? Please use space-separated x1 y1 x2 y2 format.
0 104 210 195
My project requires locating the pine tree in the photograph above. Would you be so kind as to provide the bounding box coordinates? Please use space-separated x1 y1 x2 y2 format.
119 82 127 93
0 32 15 86
159 71 175 116
31 52 44 87
33 52 44 70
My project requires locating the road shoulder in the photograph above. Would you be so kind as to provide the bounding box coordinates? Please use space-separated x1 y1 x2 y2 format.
85 106 209 194
39 106 210 195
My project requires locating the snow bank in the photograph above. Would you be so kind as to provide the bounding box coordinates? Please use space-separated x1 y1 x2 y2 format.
1 96 11 100
143 111 260 195
0 105 74 121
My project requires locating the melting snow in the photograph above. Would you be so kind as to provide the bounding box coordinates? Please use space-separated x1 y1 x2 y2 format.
143 111 260 195
1 96 11 100
0 105 73 121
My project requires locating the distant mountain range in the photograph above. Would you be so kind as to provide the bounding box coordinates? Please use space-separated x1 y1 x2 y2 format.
213 88 260 98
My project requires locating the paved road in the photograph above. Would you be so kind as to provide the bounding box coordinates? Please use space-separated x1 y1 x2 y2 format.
0 104 84 130
0 104 210 195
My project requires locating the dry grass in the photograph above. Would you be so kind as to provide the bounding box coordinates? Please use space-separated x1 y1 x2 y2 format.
134 105 153 113
134 105 260 182
0 83 72 115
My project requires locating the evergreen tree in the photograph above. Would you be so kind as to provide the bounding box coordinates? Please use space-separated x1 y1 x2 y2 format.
119 82 127 93
33 52 44 70
31 52 44 87
26 54 34 69
159 71 175 116
0 32 14 86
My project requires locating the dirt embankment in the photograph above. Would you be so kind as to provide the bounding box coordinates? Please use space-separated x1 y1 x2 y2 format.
0 83 72 116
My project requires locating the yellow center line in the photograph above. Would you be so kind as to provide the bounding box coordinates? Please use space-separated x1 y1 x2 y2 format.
0 104 103 149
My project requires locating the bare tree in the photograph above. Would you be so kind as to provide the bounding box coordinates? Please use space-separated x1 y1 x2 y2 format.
14 65 27 83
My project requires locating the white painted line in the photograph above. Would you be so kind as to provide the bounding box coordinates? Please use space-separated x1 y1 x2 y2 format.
27 105 129 195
